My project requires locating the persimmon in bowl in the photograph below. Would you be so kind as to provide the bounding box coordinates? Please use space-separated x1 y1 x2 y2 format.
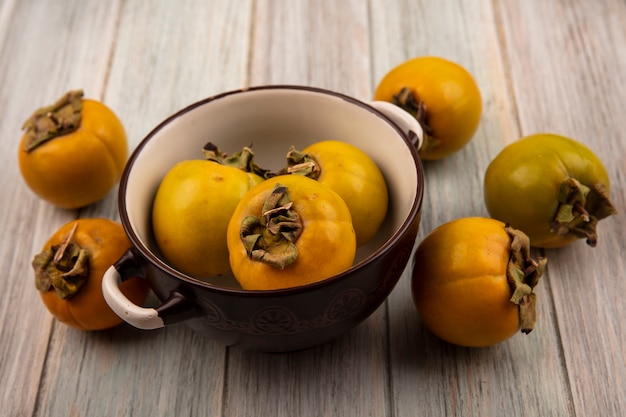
102 85 425 352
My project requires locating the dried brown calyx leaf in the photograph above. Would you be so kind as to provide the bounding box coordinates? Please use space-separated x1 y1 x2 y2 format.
202 142 275 179
32 223 90 299
551 178 617 247
22 90 84 152
284 146 321 179
505 224 547 334
239 184 303 270
392 87 439 152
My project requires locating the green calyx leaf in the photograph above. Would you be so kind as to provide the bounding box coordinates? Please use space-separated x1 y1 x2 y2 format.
22 90 84 152
239 184 303 270
551 178 617 247
505 225 547 334
32 224 90 299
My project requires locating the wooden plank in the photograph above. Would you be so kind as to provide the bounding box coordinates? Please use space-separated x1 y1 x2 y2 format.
0 1 122 415
0 0 17 51
249 0 371 99
497 0 626 415
223 1 390 416
369 0 575 415
35 325 227 417
223 326 389 417
30 1 254 416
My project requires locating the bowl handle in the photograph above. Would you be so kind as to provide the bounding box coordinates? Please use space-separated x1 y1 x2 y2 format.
102 249 203 330
369 101 424 151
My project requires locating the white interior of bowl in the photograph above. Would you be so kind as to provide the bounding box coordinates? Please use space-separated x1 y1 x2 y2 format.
122 87 420 288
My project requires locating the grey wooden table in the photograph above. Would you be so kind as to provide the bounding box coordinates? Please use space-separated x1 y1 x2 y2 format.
1 1 624 416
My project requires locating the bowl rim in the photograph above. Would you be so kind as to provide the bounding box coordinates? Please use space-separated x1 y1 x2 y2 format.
118 84 425 297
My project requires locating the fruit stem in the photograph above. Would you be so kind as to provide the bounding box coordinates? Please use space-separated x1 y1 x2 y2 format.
392 87 439 153
505 225 547 334
239 184 303 269
22 90 84 152
551 178 617 247
32 223 90 299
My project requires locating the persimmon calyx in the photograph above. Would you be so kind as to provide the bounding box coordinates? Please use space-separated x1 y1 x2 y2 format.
202 142 274 179
239 184 303 270
505 225 547 334
32 223 90 299
284 146 321 179
551 178 617 247
22 90 84 152
392 87 439 152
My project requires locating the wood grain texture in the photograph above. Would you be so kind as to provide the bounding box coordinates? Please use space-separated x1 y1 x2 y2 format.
0 1 121 416
0 0 624 416
497 0 626 415
250 0 371 98
370 0 573 416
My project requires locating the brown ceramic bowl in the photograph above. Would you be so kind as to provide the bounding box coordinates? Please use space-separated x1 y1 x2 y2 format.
102 85 424 352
